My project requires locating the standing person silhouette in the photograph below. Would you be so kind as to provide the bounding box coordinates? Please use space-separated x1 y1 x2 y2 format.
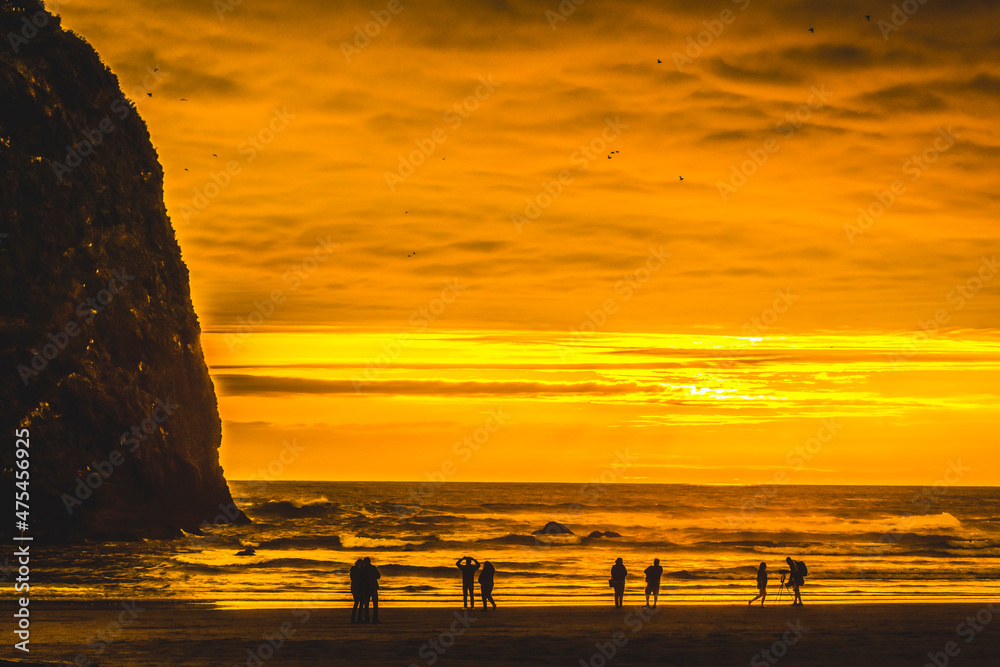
610 558 627 608
479 560 497 609
749 562 767 606
456 556 480 608
362 556 382 623
781 556 804 606
349 558 365 623
643 558 663 608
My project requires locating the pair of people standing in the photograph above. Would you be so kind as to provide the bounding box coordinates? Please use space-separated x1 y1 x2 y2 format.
749 557 805 606
350 556 382 623
456 556 497 609
609 558 662 608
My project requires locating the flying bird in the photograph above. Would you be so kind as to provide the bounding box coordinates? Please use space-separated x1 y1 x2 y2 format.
147 93 151 97
180 98 187 101
866 15 870 20
154 67 158 71
679 176 684 181
657 59 662 63
808 27 814 33
213 154 217 157
184 168 188 171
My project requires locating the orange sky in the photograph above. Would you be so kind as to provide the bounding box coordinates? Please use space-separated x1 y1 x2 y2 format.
55 0 1000 484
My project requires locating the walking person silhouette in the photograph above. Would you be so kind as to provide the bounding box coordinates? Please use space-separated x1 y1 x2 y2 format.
456 556 480 608
749 562 767 606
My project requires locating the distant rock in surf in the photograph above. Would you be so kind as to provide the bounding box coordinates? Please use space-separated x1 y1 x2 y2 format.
533 521 574 535
588 530 622 539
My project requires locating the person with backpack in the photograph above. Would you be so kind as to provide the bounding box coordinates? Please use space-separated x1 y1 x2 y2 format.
643 558 663 608
748 561 767 606
780 556 806 606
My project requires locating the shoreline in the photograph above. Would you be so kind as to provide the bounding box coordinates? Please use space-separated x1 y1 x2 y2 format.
9 601 999 666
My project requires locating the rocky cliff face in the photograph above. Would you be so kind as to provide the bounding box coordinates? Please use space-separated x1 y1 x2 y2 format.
0 1 248 541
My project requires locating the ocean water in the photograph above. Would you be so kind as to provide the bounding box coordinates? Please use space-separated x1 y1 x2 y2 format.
36 482 1000 606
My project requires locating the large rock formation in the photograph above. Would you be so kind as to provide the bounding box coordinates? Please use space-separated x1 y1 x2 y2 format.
0 1 248 541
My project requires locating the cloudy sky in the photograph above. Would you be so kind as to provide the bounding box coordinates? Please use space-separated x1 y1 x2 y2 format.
55 0 1000 484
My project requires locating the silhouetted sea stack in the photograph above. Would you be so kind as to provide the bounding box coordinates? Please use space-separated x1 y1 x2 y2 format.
0 1 247 541
533 521 574 535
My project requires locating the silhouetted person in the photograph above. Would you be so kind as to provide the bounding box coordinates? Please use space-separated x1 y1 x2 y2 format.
780 556 804 606
456 556 480 608
644 558 663 608
749 561 767 606
479 560 497 609
362 556 381 622
350 558 365 622
610 558 627 608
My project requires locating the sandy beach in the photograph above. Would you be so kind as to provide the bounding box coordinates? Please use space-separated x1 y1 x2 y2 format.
5 601 999 666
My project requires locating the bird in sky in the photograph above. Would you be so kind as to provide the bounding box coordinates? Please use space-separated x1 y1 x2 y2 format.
183 168 188 171
180 98 187 101
657 59 662 63
679 176 684 181
866 15 871 20
213 154 217 157
146 93 151 97
808 27 814 33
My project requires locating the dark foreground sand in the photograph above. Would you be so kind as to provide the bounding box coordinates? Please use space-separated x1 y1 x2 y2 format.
4 601 999 666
